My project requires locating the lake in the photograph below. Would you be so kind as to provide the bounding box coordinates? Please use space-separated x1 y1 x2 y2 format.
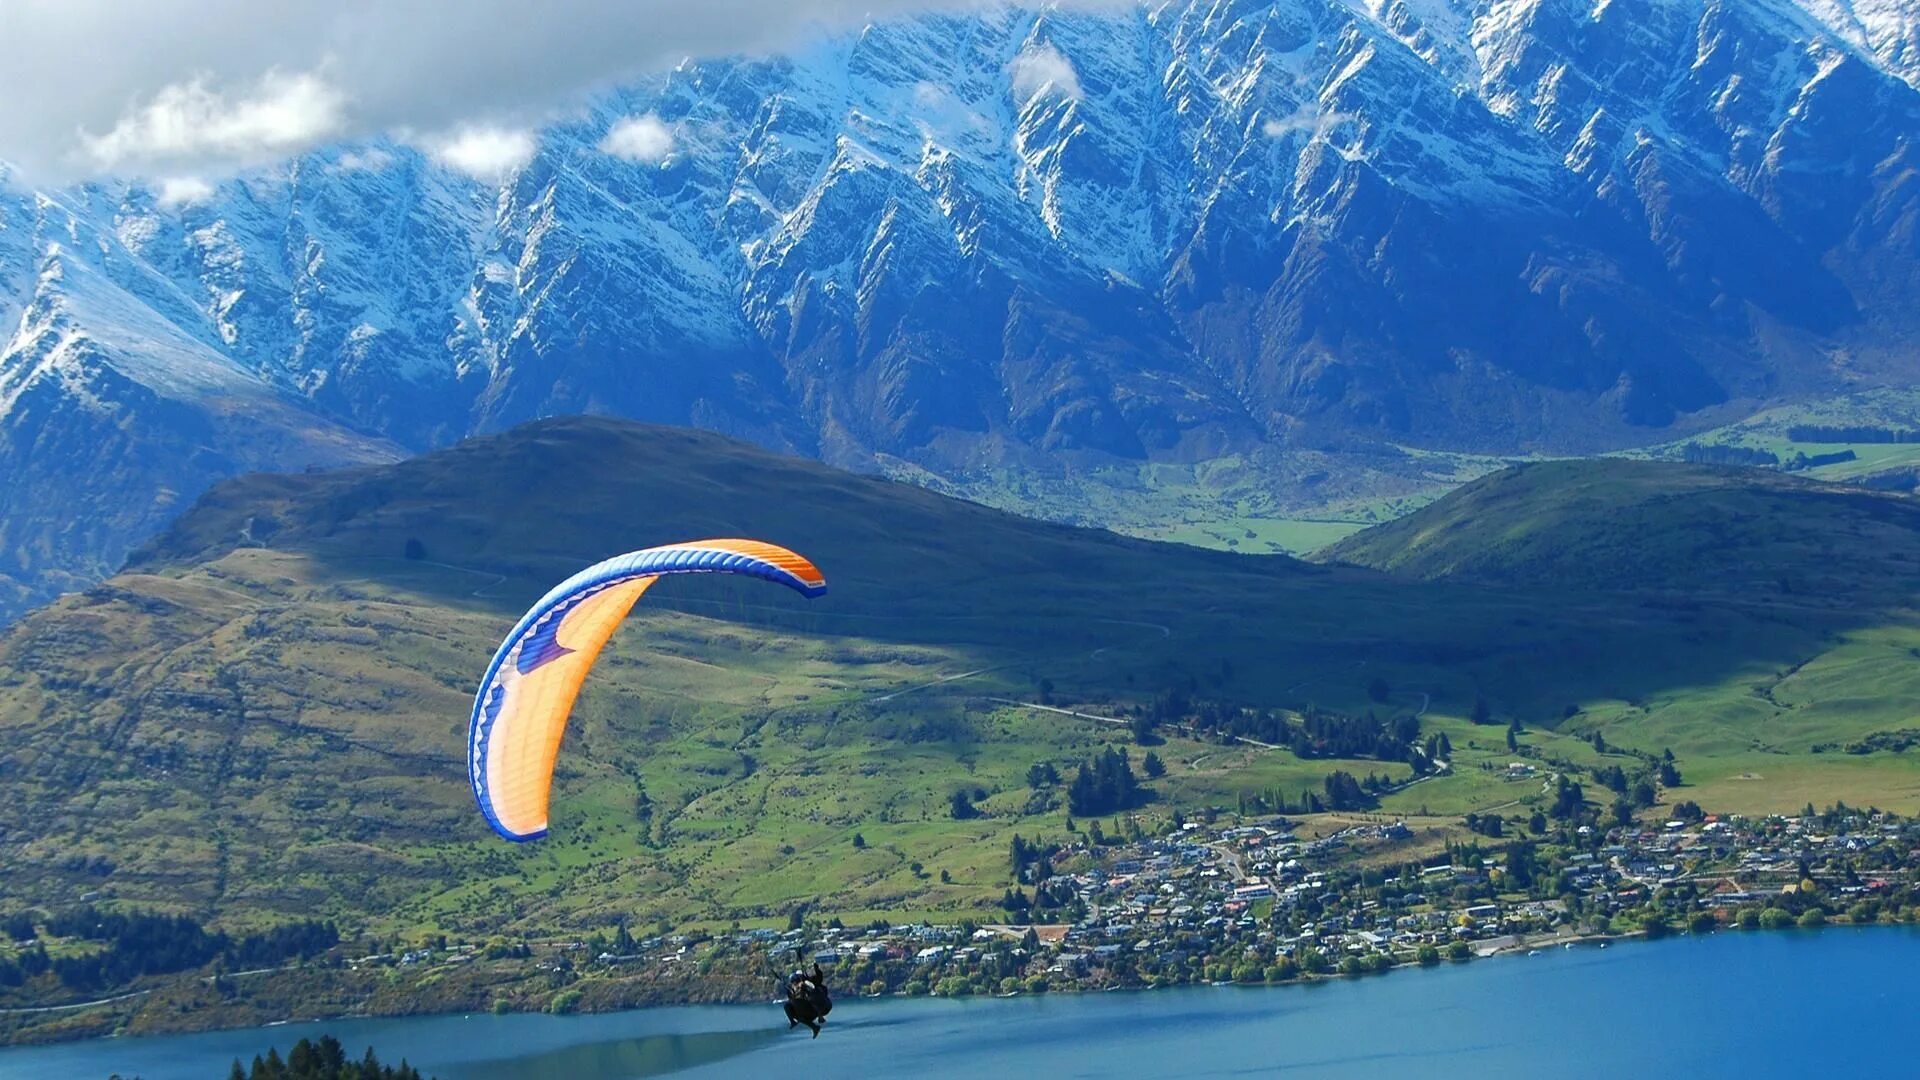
4 927 1917 1079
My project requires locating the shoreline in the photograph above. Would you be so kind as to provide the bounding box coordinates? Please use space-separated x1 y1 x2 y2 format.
0 924 1706 1050
6 917 1909 1050
8 928 1920 1080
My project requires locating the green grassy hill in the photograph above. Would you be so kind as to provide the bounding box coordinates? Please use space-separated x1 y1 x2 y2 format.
4 420 1919 941
1319 458 1920 600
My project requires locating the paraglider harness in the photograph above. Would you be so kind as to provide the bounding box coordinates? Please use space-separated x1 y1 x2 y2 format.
780 951 832 1037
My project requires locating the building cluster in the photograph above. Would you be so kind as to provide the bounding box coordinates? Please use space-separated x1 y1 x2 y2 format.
601 807 1920 994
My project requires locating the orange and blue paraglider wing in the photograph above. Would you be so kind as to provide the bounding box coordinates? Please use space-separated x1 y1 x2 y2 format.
467 540 825 841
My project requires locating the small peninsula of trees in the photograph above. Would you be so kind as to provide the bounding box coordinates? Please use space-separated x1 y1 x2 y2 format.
225 1035 431 1080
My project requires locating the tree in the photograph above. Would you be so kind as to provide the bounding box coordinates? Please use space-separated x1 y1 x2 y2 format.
1505 720 1521 752
1528 812 1548 835
1067 747 1144 816
1143 751 1166 778
1549 777 1586 820
852 833 866 849
1658 761 1682 787
950 789 979 820
1321 771 1371 811
1129 712 1160 744
1611 798 1634 826
1632 780 1657 808
1470 697 1492 726
1026 762 1060 788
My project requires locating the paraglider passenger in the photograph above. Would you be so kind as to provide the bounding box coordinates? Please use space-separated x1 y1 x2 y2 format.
784 961 831 1037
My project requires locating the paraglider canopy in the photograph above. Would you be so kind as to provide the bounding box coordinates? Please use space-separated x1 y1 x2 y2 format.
467 539 825 841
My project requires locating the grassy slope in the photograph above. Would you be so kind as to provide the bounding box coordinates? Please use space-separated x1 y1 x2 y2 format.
1319 458 1920 595
1323 458 1920 811
3 420 1919 940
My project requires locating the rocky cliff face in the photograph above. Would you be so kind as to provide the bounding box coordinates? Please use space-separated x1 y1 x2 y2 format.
4 0 1920 619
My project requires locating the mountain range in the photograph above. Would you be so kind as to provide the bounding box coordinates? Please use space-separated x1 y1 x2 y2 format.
5 0 1920 621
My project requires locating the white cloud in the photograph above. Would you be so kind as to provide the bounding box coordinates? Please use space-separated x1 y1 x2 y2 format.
599 114 675 163
334 147 395 172
1009 43 1084 104
155 176 215 207
430 127 538 181
0 1 1138 185
81 71 347 174
1262 103 1355 140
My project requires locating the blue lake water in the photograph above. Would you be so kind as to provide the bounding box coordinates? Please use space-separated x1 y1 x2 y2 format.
4 927 1917 1079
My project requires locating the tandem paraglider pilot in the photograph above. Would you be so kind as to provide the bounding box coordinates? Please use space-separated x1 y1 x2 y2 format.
784 959 832 1037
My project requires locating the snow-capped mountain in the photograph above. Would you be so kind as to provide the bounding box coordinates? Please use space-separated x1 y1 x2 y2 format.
4 0 1920 621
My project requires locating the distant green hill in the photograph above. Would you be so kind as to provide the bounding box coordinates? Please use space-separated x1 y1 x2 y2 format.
1320 458 1920 602
3 421 1919 940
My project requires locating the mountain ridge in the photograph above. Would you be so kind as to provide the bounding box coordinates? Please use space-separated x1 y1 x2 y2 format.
5 0 1920 620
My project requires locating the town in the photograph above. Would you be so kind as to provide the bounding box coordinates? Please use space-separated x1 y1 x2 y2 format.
5 796 1919 1044
559 797 1920 1002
